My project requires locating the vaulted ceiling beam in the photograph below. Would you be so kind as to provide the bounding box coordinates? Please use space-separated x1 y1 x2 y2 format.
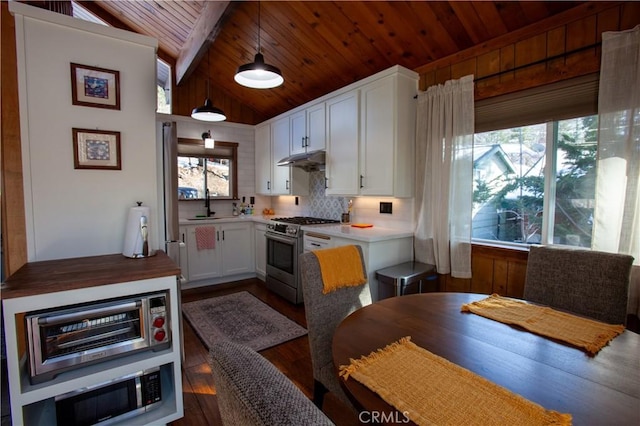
175 1 235 86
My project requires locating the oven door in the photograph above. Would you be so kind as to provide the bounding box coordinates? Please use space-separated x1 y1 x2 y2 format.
265 232 298 287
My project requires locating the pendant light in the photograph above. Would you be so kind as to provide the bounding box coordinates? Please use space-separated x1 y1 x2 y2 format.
234 1 284 89
192 51 226 122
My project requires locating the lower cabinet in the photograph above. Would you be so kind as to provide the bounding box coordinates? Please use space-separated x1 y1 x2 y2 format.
328 236 414 302
180 221 255 287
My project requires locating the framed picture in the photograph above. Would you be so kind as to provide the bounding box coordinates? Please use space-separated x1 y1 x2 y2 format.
72 128 121 170
70 63 120 110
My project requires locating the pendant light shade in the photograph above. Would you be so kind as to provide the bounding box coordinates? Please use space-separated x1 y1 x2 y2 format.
191 98 226 122
192 50 226 122
235 53 284 89
234 1 283 89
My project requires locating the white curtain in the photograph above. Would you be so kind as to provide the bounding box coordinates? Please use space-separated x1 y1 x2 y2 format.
415 75 474 278
593 25 640 314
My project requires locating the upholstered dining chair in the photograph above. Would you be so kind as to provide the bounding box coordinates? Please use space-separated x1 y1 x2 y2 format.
209 340 335 426
523 245 633 325
299 244 372 412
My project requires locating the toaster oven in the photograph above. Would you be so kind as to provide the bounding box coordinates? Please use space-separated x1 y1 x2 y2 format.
25 290 171 384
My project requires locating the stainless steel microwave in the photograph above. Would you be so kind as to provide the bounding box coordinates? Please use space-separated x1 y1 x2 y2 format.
25 290 171 384
55 366 162 425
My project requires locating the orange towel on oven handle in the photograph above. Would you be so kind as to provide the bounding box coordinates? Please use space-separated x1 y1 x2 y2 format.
312 245 367 293
195 226 216 250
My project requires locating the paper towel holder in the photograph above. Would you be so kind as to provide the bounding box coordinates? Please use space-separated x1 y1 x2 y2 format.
123 201 157 258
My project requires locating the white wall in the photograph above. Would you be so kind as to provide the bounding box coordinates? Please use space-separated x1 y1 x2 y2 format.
157 114 266 218
12 3 159 261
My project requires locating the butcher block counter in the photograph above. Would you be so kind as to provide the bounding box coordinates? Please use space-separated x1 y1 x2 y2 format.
1 250 180 299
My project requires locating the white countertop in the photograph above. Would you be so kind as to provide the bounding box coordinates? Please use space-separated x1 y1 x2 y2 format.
301 224 414 243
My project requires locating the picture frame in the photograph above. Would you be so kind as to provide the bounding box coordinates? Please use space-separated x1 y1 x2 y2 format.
70 63 120 110
72 128 121 170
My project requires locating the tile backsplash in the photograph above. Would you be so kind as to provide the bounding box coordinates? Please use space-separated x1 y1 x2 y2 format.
179 168 414 231
271 171 415 230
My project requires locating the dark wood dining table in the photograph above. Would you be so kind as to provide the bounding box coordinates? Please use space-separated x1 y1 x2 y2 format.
332 292 640 425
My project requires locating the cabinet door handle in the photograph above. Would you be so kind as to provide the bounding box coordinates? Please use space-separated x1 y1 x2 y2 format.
267 181 271 190
216 231 220 241
222 230 225 241
286 180 290 190
305 136 309 147
301 137 305 148
360 175 364 188
324 177 328 189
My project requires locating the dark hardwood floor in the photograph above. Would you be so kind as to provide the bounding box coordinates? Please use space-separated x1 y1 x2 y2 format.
170 278 361 426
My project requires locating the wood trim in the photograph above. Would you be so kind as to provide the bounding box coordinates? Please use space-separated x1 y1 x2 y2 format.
415 1 622 74
1 2 28 278
175 1 234 85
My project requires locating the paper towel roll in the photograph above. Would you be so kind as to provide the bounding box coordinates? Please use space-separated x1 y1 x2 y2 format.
123 204 155 258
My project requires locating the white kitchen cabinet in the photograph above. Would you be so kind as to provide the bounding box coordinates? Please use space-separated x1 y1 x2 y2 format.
323 234 414 302
290 102 326 155
325 91 360 195
180 222 255 287
184 225 222 281
219 221 255 276
254 222 267 280
359 71 417 197
324 66 417 197
255 119 309 196
255 123 272 194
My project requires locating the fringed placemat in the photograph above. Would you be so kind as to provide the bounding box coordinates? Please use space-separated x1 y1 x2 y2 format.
461 294 624 355
339 337 571 426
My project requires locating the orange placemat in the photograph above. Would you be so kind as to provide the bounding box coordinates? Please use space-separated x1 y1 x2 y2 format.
461 294 624 355
339 337 571 426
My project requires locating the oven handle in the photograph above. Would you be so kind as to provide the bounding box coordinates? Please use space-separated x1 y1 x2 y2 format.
56 325 136 349
38 301 142 326
265 232 297 245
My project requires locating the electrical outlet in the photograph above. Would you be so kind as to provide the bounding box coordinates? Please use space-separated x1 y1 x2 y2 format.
380 202 392 214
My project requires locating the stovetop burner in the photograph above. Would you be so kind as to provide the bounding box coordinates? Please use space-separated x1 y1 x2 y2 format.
272 216 340 225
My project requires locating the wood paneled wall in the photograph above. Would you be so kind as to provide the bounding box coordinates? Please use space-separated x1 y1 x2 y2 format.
1 2 28 278
417 2 640 101
440 245 529 298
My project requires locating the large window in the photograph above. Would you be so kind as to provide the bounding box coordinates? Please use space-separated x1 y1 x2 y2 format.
472 115 597 247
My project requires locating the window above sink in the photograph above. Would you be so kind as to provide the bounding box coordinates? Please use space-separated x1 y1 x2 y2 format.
177 138 239 200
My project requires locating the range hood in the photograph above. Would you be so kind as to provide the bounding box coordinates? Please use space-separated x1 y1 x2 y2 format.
277 150 325 172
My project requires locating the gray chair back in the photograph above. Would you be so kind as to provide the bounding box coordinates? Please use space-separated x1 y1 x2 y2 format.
299 245 372 409
523 245 633 324
209 340 335 426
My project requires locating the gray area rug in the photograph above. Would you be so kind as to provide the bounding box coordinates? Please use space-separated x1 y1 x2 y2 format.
182 291 307 352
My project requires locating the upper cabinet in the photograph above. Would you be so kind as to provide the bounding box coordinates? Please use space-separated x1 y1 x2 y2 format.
359 71 417 197
290 103 326 155
256 65 417 198
255 119 309 196
325 91 360 195
326 66 418 197
255 123 272 194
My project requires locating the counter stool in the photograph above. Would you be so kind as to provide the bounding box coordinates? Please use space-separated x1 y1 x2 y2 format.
376 261 437 300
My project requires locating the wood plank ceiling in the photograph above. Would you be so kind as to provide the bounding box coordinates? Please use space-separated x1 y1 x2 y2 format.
74 1 586 124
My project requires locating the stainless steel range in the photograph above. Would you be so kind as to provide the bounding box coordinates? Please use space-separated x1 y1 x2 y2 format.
265 217 339 304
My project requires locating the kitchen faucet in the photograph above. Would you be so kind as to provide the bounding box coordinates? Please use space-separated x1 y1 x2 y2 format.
205 189 215 217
